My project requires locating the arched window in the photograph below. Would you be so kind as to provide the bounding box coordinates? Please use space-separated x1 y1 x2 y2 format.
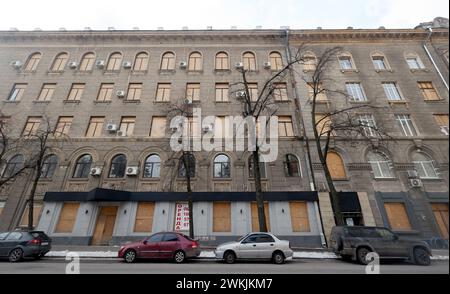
215 52 229 70
1 155 24 178
411 151 438 179
188 52 202 71
326 152 346 180
106 52 122 71
73 154 93 178
79 52 95 71
133 52 149 71
143 154 161 178
213 154 231 178
178 154 196 178
243 52 257 71
248 155 266 178
269 52 283 70
24 52 42 71
371 52 389 70
338 52 355 70
367 151 393 178
302 52 317 71
51 52 69 71
161 52 175 70
284 154 300 177
41 154 58 179
109 154 127 178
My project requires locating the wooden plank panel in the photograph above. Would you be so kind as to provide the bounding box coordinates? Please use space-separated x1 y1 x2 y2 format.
384 203 412 231
251 202 270 232
134 202 155 233
55 203 79 233
432 203 449 239
290 201 311 232
326 152 346 180
213 202 231 232
91 206 118 245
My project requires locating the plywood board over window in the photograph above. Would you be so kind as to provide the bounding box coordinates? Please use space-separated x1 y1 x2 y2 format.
134 202 155 233
251 202 270 232
432 203 449 240
384 202 412 231
289 202 310 232
55 203 80 233
213 202 232 232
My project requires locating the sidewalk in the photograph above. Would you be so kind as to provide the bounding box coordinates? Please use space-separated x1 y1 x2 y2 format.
46 245 449 260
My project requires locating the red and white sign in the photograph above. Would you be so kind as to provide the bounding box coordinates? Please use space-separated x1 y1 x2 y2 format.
174 203 190 232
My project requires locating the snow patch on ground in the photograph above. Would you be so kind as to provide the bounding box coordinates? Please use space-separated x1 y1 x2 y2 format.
47 251 117 258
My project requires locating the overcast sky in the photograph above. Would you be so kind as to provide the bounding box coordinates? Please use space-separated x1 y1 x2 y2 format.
0 0 448 31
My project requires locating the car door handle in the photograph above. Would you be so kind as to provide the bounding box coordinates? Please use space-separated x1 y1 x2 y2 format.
253 245 257 247
270 244 274 246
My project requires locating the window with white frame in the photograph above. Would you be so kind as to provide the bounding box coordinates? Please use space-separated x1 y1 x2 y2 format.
368 151 394 179
346 83 367 102
395 114 418 137
406 55 424 69
339 55 354 70
383 82 404 101
372 55 388 70
359 114 377 137
411 151 439 179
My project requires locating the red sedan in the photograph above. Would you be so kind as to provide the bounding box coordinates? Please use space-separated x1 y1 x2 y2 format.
118 232 201 263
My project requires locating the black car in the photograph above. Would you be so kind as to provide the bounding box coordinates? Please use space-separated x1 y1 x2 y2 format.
0 231 52 262
330 226 432 266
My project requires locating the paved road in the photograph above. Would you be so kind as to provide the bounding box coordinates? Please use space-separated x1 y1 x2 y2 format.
0 258 448 274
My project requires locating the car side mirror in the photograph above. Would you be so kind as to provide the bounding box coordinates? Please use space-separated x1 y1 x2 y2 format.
143 240 148 245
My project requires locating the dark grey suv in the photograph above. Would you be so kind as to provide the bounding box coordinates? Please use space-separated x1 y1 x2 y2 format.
0 231 52 262
330 226 432 266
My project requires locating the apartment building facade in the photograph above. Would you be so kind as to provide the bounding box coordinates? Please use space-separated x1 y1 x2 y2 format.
0 20 448 247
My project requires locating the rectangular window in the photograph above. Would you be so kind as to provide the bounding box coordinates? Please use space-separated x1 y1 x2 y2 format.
19 203 43 228
418 82 441 101
315 114 332 137
383 82 403 101
346 83 367 102
66 83 85 101
8 84 27 101
186 83 200 102
155 83 171 102
278 116 294 137
97 84 114 102
213 202 231 232
339 57 353 70
359 114 377 137
134 202 155 233
395 114 418 137
431 203 449 240
86 117 105 138
22 117 41 136
119 116 136 136
372 56 387 70
54 116 73 137
248 83 258 102
434 114 449 135
187 117 201 138
251 202 270 232
215 116 227 139
150 117 166 138
37 84 56 101
289 202 310 232
0 202 4 216
307 83 327 102
273 83 288 101
215 83 229 102
55 203 80 233
407 57 423 69
384 203 412 231
126 83 142 101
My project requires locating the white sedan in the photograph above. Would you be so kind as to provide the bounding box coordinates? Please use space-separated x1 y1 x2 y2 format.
215 233 294 264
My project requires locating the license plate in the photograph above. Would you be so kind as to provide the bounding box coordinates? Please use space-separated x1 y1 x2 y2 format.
41 242 49 246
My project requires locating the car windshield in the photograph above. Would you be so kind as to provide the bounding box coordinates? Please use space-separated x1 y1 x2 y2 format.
237 234 249 242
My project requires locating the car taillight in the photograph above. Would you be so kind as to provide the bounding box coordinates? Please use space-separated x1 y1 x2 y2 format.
28 239 41 245
191 241 198 249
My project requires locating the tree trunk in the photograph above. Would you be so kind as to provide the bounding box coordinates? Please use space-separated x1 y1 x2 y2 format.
252 150 268 232
27 164 42 230
183 153 195 238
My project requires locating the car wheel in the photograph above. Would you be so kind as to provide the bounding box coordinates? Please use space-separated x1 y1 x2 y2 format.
272 252 285 265
9 248 24 263
413 248 431 266
356 247 371 265
224 251 236 264
174 251 186 264
124 249 137 263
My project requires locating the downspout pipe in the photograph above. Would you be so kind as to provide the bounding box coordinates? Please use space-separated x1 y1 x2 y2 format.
423 28 449 90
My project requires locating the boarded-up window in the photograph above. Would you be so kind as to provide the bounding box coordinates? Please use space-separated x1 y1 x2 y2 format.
432 203 449 240
418 82 441 101
326 152 346 180
55 203 80 233
134 202 155 233
213 202 231 232
384 202 412 231
434 114 449 135
289 202 310 232
315 114 333 137
0 202 4 216
20 203 43 227
150 117 166 138
251 202 270 232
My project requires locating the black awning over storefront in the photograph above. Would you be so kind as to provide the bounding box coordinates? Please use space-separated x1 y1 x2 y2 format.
338 192 362 213
44 188 319 202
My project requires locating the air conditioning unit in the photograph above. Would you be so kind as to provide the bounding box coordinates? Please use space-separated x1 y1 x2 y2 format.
11 61 22 69
90 167 102 176
264 62 272 69
179 62 187 69
123 62 132 69
235 62 244 70
407 170 419 179
126 166 139 176
95 60 105 68
116 90 125 98
68 61 77 69
440 126 449 136
116 130 126 137
184 98 193 104
410 178 423 188
235 91 246 99
106 123 118 132
202 125 213 133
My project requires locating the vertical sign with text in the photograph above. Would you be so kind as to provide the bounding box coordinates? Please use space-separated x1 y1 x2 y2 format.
174 203 190 232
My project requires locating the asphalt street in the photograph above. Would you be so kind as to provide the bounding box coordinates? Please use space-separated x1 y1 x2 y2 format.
0 258 448 274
